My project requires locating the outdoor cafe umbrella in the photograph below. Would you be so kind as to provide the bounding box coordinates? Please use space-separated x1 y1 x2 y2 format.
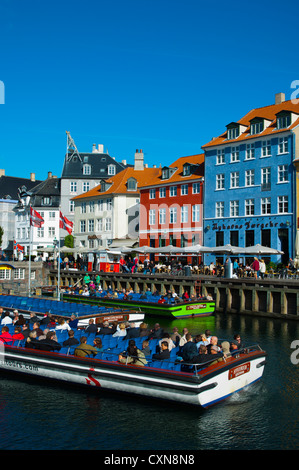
240 244 284 255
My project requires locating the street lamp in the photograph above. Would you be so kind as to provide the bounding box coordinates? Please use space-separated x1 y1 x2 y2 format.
53 236 60 301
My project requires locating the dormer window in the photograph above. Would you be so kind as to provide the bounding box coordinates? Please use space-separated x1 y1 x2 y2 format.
161 166 177 180
127 177 137 191
250 118 264 135
42 197 52 206
183 163 191 176
226 122 247 140
276 111 292 129
108 164 116 175
83 164 91 175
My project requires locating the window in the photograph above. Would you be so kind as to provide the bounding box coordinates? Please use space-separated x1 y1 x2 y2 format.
127 178 137 191
192 182 200 194
149 209 156 225
159 208 166 224
245 199 255 215
81 202 86 213
216 201 224 218
261 167 271 191
169 186 177 197
159 187 166 198
37 227 44 238
107 199 112 210
245 169 255 186
82 182 90 192
227 126 239 140
230 172 239 188
108 164 116 175
170 207 177 223
42 197 51 206
230 200 239 217
83 164 91 175
262 140 271 157
89 201 95 212
88 219 94 232
96 219 103 231
49 211 55 219
278 196 288 213
181 184 188 195
183 164 191 176
261 197 271 214
231 146 240 162
277 113 291 129
70 181 77 193
217 149 225 164
98 200 103 211
149 189 156 199
161 168 169 179
192 204 200 222
181 206 188 223
0 269 10 280
48 227 55 237
14 268 25 280
278 165 288 183
105 218 112 231
216 174 225 190
245 143 255 160
80 220 86 232
278 137 288 154
250 120 264 135
69 200 74 213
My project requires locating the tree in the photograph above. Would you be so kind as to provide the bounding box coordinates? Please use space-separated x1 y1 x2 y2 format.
0 226 4 248
64 234 74 248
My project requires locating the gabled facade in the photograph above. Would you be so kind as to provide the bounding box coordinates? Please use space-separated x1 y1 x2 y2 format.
138 154 204 252
202 92 299 264
60 142 131 223
72 150 160 249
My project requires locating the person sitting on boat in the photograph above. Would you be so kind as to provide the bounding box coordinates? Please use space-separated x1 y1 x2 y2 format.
0 326 13 343
179 328 189 347
138 322 150 338
112 322 126 338
182 291 189 301
232 334 244 350
141 339 151 357
192 344 223 366
35 331 61 352
157 333 176 352
25 330 39 349
124 322 140 340
93 337 103 353
32 322 44 338
118 339 147 367
84 319 98 334
207 336 221 354
97 321 116 336
62 330 79 347
158 295 166 304
56 319 71 332
28 312 40 324
74 336 98 358
147 323 164 340
180 334 198 362
152 341 170 361
1 311 13 326
170 327 181 347
68 314 79 329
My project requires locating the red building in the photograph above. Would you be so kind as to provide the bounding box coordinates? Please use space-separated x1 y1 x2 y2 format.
139 154 204 263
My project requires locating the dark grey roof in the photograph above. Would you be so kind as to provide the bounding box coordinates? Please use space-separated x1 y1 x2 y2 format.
61 152 132 179
30 177 61 208
0 175 42 200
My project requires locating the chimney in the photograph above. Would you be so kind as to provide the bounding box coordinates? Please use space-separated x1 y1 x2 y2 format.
48 171 52 179
92 143 97 153
134 149 144 171
275 92 285 105
30 172 35 182
0 169 5 177
98 144 104 153
122 159 127 166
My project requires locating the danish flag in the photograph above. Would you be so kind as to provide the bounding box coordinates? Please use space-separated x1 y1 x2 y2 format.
30 207 44 228
59 211 73 235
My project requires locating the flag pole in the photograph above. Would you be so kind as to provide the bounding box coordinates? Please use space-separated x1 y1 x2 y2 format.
58 210 61 301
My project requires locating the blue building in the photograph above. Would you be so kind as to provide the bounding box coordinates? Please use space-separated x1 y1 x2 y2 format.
202 93 299 266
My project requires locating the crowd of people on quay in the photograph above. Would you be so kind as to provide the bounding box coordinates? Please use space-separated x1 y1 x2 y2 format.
0 305 243 370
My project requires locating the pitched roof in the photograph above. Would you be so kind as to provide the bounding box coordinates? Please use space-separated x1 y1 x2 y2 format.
72 166 161 200
202 98 299 148
0 175 42 200
61 151 131 179
138 153 205 188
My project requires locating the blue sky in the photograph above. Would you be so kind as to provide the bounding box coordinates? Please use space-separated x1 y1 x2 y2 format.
0 0 298 180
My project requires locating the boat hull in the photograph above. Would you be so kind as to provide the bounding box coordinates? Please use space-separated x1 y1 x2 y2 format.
63 294 215 319
0 345 266 408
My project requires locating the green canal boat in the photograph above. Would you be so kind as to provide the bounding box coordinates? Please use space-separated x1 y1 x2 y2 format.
62 293 215 319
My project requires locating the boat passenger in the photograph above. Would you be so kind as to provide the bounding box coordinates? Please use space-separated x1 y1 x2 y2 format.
12 326 24 344
158 296 166 304
74 336 98 358
221 341 231 358
141 340 151 357
207 336 221 353
97 321 116 335
28 312 39 324
124 322 140 339
84 318 98 334
35 331 62 352
158 333 176 352
62 330 79 347
1 311 13 326
147 323 164 340
182 291 189 301
93 337 103 353
0 326 13 343
180 334 198 362
14 314 26 326
170 327 181 347
138 322 149 338
152 341 170 361
68 314 79 329
112 322 126 338
233 334 244 350
32 322 44 338
179 328 189 347
118 339 147 367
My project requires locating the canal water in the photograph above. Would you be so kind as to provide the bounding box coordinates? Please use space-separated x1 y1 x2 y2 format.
0 312 298 451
